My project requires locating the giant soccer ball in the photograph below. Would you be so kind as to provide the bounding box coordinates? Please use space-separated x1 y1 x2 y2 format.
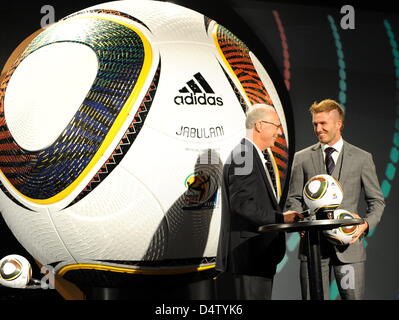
0 0 291 287
323 209 359 245
303 174 343 214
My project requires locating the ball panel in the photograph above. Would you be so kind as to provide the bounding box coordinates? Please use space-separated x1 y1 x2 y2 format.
141 43 247 143
63 8 152 32
0 16 153 205
52 164 165 263
0 193 75 265
118 124 236 215
305 178 326 200
4 42 98 151
117 125 242 260
0 259 22 280
68 61 161 207
86 0 211 44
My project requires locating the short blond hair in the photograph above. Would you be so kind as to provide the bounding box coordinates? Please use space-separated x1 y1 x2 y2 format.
309 99 345 122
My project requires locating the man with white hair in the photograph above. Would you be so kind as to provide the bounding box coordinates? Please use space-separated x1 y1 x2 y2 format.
216 104 302 300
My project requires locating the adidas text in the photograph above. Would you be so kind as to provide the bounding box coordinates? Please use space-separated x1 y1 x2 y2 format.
174 93 223 106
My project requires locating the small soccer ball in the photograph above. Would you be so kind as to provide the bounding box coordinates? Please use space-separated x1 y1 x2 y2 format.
303 174 343 213
0 254 32 288
323 209 359 245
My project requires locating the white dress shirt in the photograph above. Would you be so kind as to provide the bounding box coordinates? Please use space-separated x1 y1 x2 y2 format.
322 137 343 165
244 137 267 171
244 137 278 199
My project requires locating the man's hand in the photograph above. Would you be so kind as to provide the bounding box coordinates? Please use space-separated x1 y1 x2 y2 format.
348 213 368 244
283 210 304 223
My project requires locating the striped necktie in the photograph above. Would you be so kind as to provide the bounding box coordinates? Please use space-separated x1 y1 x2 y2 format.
324 147 336 175
263 152 278 197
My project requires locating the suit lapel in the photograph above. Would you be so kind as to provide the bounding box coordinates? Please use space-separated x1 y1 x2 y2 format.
310 140 351 183
336 140 352 185
311 143 325 175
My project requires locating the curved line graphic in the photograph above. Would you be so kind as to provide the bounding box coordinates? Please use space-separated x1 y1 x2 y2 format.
380 19 399 203
327 15 347 111
272 10 291 91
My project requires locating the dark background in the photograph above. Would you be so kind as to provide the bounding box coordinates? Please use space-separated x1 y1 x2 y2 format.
1 0 398 300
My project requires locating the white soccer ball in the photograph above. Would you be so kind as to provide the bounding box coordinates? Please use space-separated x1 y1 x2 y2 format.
0 255 32 288
323 209 359 245
303 174 343 214
0 0 290 287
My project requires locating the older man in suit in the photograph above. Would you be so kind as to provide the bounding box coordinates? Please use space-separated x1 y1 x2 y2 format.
285 99 385 300
216 104 302 300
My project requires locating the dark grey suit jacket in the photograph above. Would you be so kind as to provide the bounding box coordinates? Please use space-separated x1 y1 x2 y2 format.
285 140 385 263
216 138 285 277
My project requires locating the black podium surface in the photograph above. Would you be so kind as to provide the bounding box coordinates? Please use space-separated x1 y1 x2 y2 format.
258 218 363 233
258 218 364 300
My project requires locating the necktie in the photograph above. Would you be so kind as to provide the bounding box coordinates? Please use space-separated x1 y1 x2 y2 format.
263 152 278 197
324 147 335 175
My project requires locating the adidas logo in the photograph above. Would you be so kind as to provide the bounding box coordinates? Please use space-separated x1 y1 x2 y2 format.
174 72 223 106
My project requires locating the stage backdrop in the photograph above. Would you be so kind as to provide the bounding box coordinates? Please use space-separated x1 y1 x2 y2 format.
222 0 399 300
1 0 398 300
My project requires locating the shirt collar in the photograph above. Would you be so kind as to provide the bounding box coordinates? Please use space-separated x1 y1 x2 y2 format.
244 137 266 162
321 137 343 153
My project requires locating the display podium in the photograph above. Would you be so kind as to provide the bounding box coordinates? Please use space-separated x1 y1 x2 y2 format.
258 218 364 300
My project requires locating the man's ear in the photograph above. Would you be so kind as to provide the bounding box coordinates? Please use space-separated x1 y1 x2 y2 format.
337 119 343 131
